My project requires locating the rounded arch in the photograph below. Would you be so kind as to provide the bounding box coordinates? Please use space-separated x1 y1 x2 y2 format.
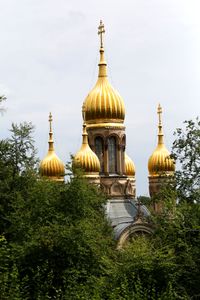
106 133 120 146
117 223 154 249
93 133 106 144
107 135 117 174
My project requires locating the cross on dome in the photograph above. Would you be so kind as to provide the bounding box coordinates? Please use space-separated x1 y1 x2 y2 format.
49 112 53 132
157 103 162 126
98 20 105 49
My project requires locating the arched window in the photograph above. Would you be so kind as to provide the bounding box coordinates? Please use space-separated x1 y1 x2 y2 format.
122 135 126 174
95 137 104 173
108 136 117 174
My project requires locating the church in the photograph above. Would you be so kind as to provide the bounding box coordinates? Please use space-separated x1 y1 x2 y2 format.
39 21 175 247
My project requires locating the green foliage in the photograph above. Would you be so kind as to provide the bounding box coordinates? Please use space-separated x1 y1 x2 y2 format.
137 195 151 207
8 122 39 174
0 124 116 298
1 118 200 299
172 117 200 203
0 122 38 234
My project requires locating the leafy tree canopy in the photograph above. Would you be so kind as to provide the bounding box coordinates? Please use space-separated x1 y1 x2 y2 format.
0 112 200 299
172 117 200 203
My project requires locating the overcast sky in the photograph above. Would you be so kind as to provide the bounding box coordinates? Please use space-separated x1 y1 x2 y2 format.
0 0 200 195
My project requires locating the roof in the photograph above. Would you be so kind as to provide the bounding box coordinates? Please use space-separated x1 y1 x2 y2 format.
105 198 151 240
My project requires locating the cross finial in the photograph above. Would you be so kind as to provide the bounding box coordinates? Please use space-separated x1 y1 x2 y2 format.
157 103 162 126
98 20 105 49
49 112 53 132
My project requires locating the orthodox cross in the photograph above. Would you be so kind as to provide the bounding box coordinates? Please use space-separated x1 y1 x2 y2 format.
49 112 53 132
98 20 105 48
157 103 162 126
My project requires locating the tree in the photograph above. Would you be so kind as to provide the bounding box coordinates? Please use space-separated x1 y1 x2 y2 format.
8 122 38 174
172 117 200 203
0 122 116 298
0 122 38 234
1 117 200 299
0 171 117 299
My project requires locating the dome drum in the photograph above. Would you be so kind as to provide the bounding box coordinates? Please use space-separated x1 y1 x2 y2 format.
86 126 127 177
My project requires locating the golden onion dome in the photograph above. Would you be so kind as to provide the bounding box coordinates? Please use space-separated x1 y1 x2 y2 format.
125 153 135 176
73 123 100 176
39 113 65 181
83 20 125 127
148 104 175 177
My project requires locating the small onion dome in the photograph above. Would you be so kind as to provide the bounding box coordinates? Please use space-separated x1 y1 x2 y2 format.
73 123 100 176
39 113 65 181
40 152 65 181
148 104 175 177
83 21 125 126
148 144 175 176
125 153 135 176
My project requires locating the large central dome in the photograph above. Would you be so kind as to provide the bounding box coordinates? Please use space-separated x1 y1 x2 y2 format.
83 21 125 126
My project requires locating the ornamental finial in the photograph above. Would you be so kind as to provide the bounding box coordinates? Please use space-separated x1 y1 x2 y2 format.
98 20 105 49
157 103 162 126
49 112 53 132
157 104 164 144
48 112 54 151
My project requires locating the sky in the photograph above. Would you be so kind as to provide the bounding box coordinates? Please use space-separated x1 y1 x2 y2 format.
0 0 200 195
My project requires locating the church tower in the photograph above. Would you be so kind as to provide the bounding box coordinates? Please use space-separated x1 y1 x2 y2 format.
148 104 175 210
73 21 153 247
82 20 136 198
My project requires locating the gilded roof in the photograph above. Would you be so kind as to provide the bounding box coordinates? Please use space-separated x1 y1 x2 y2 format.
40 152 65 180
125 153 136 176
83 21 125 126
73 123 100 176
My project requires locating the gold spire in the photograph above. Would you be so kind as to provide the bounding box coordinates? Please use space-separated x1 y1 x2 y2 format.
82 122 88 145
157 103 164 145
48 112 54 151
39 113 65 181
83 21 125 126
148 104 175 177
98 20 107 78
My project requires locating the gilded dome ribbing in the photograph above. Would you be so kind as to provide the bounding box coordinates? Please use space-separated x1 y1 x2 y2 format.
39 113 65 181
125 153 135 176
148 104 175 177
83 21 125 126
73 123 100 176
